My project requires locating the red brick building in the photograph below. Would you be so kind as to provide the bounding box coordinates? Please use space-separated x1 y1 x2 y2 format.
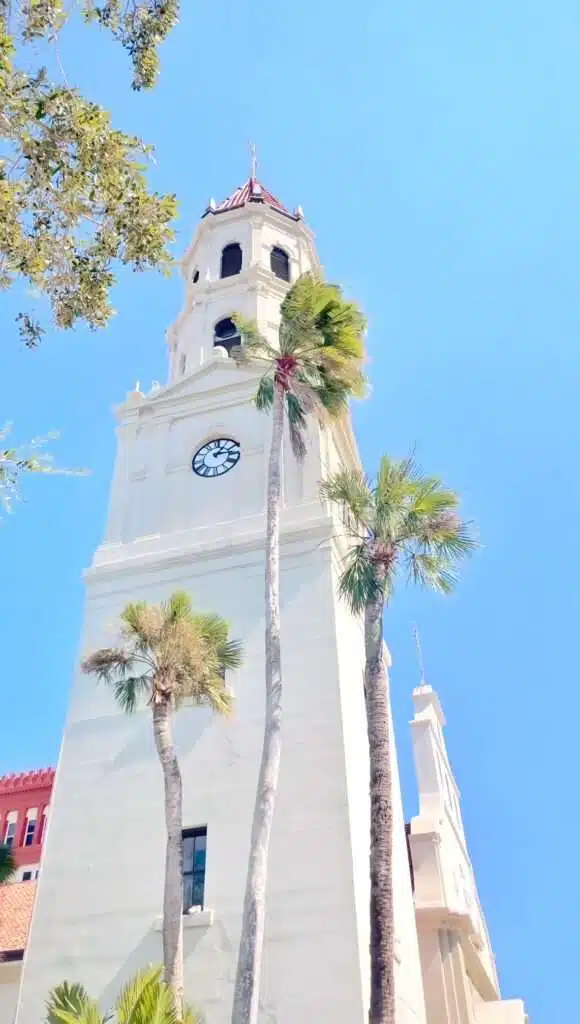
0 769 54 881
0 766 54 996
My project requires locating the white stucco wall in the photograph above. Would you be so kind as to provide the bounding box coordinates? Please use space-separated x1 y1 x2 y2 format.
475 1001 527 1024
0 966 20 1024
18 532 369 1024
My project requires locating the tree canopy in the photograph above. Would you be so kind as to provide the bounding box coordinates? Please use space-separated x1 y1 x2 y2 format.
321 454 477 611
1 1 180 345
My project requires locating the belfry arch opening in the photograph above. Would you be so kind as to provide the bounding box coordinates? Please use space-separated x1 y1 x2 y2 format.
220 243 242 279
270 246 290 282
213 318 240 355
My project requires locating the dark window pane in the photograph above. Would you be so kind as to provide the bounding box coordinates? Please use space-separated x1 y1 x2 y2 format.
220 243 242 279
183 874 194 913
183 837 195 873
192 876 205 908
270 247 290 282
182 827 207 912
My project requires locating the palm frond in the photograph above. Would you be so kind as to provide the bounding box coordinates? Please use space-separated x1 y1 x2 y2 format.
285 392 308 460
115 966 178 1024
0 843 15 884
320 469 374 536
338 544 383 615
231 316 278 363
163 590 193 624
279 272 321 323
217 638 244 672
121 603 164 651
196 678 235 716
193 613 244 673
112 675 151 714
81 648 136 684
372 454 423 543
255 375 275 413
192 611 229 648
406 552 458 594
46 982 103 1024
421 518 478 560
316 374 351 417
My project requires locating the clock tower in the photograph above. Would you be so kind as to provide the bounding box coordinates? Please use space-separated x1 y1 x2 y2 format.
15 175 427 1024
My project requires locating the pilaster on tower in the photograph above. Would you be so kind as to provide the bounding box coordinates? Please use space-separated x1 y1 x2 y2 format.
166 176 320 384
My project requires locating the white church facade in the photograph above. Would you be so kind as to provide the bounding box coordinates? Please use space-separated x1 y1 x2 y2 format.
7 175 527 1024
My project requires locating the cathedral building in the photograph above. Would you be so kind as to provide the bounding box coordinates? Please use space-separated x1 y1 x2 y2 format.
3 175 527 1024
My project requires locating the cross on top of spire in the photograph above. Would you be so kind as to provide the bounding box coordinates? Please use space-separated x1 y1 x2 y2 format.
249 140 258 181
202 149 303 222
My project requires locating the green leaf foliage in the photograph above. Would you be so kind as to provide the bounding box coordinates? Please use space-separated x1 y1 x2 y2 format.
81 590 243 715
321 454 478 613
0 843 15 884
0 423 87 517
84 2 180 91
232 273 367 459
1 3 178 343
46 966 203 1024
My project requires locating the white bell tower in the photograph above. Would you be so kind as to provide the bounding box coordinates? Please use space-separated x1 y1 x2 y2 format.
167 176 319 381
15 174 427 1024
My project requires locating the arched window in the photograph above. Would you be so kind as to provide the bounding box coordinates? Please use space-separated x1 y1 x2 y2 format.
192 268 200 284
214 318 240 356
179 353 187 376
220 243 242 279
270 246 290 282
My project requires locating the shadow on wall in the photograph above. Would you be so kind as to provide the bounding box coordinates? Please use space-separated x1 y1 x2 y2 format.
98 926 161 1009
102 706 214 777
98 921 221 1015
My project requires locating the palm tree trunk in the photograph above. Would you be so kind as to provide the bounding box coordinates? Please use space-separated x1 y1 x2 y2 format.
231 382 285 1024
364 566 394 1024
152 700 184 1019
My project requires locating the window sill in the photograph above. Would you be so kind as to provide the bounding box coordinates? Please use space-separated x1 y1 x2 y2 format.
154 908 214 931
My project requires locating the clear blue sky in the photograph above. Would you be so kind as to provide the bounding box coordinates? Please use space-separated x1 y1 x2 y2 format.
1 1 576 1017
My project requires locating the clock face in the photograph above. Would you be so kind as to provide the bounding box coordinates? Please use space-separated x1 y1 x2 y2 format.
192 438 241 478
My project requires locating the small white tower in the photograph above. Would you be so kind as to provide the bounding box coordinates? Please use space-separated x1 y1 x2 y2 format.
408 685 528 1023
16 174 426 1024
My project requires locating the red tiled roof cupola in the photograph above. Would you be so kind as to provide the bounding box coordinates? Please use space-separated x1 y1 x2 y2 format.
203 177 300 221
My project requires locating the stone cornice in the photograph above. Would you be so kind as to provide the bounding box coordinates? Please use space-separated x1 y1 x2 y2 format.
85 511 335 588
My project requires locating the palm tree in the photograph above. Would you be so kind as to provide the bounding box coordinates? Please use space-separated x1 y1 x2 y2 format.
81 592 242 1019
320 455 476 1024
0 844 15 884
46 964 203 1024
230 273 366 1024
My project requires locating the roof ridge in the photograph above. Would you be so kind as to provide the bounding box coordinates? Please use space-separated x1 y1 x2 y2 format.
203 176 300 221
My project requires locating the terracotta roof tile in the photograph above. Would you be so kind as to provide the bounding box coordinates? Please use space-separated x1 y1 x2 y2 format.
0 881 36 953
204 177 299 221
